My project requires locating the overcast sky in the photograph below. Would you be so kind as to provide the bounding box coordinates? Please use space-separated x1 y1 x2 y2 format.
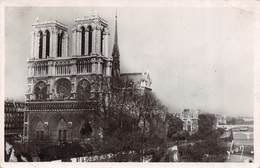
5 7 254 117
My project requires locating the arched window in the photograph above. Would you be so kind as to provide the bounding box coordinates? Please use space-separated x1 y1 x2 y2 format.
100 28 104 54
39 31 43 59
57 32 63 57
57 118 68 142
81 26 85 55
87 26 93 55
76 79 91 100
45 30 50 57
35 121 44 140
55 78 71 99
34 81 47 100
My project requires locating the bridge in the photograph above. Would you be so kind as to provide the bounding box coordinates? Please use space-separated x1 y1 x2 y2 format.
217 124 253 132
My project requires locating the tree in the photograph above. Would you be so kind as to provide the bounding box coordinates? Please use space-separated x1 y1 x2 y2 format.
100 78 168 160
166 114 183 139
177 114 228 162
198 113 217 138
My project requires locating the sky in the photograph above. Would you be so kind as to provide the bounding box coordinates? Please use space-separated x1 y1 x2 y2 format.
4 7 254 117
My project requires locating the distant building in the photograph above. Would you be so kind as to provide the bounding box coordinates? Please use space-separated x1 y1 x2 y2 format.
4 100 25 136
120 72 152 94
215 114 227 126
242 117 253 123
179 109 199 134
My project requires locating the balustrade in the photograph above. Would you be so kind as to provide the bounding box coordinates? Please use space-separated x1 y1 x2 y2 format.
29 57 94 77
32 62 48 77
76 59 92 74
55 61 71 75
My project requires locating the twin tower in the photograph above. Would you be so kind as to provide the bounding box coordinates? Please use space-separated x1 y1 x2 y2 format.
24 14 152 144
26 15 116 101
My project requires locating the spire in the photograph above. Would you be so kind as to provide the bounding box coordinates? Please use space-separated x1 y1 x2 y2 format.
112 10 120 79
114 10 118 46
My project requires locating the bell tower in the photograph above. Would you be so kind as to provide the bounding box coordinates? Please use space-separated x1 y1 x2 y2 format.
24 15 112 144
30 20 69 60
27 20 69 102
72 15 112 75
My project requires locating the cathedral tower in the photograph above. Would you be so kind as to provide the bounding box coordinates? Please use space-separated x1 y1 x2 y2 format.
24 15 112 144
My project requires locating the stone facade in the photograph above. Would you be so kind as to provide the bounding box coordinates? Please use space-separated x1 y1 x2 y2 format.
24 15 112 144
120 72 152 92
24 101 101 143
24 14 152 145
179 109 199 135
215 114 227 126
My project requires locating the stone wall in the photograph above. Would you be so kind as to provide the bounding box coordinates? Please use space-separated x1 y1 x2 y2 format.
25 101 103 145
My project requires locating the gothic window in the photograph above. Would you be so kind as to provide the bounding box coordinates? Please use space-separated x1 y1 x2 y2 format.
87 26 93 55
34 81 47 100
57 118 68 142
81 26 85 55
55 78 71 99
58 130 67 141
45 30 50 57
57 31 64 57
102 62 105 74
100 28 104 54
39 31 43 59
35 121 44 140
76 79 91 100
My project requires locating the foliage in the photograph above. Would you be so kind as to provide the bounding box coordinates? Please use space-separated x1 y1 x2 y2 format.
80 122 93 136
166 114 184 140
100 79 168 158
177 114 227 162
198 113 217 138
178 138 228 162
170 131 190 141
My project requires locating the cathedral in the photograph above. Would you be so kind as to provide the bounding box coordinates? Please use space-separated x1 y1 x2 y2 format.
23 14 152 144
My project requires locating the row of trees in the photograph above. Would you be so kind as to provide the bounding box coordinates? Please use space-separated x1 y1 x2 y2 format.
97 79 168 161
98 76 229 161
226 117 253 125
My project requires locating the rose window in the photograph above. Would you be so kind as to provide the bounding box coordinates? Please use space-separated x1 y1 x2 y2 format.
56 78 71 99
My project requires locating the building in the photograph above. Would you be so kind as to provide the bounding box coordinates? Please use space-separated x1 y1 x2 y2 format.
121 72 152 90
24 13 152 145
179 109 199 134
4 100 25 136
215 114 227 126
24 15 113 144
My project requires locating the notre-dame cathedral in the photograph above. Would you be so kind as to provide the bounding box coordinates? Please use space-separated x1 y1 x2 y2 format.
23 14 152 144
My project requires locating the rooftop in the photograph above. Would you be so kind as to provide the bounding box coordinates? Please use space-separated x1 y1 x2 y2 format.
32 20 68 30
75 15 108 26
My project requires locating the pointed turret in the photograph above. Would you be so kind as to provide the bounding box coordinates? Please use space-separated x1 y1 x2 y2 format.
112 12 120 79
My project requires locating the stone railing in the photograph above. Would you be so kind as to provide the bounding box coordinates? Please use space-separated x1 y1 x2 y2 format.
28 57 94 77
26 101 98 111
